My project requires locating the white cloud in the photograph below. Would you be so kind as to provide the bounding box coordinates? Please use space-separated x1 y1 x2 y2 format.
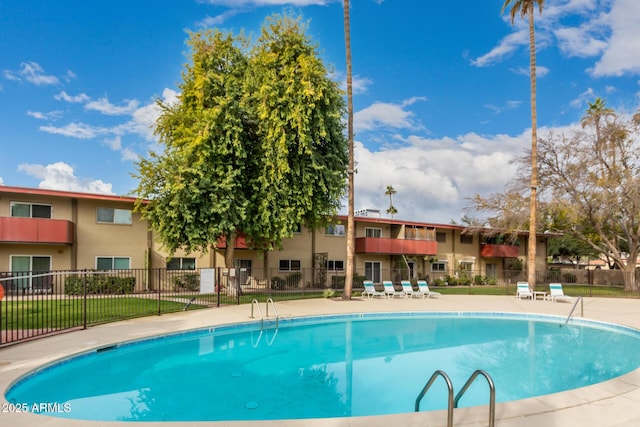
350 131 527 223
120 147 140 162
17 162 114 195
85 97 140 116
27 110 63 120
104 136 122 151
570 87 596 108
118 88 178 141
197 10 241 27
471 31 529 67
3 62 60 85
354 98 426 133
351 75 373 94
55 91 90 103
591 0 640 76
484 100 522 114
476 0 640 78
40 122 108 139
20 62 59 85
512 65 550 77
0 176 4 185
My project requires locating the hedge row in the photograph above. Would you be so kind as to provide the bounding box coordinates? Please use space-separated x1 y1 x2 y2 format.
64 276 135 295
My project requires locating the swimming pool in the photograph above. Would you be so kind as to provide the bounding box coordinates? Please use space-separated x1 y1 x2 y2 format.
6 312 640 422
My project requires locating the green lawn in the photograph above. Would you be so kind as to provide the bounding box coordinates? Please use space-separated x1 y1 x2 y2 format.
3 284 638 331
1 297 208 330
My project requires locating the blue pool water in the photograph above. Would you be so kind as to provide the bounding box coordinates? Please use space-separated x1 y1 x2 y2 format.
6 312 640 421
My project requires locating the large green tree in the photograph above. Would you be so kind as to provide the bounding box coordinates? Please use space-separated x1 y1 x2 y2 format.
134 14 348 291
502 0 545 289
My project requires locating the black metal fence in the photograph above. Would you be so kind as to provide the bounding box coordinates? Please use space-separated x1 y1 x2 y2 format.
1 267 639 347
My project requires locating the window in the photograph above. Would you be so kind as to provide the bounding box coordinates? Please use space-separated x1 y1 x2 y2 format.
10 202 52 219
11 255 52 292
436 232 447 243
167 257 196 270
365 227 382 238
326 260 344 271
431 262 447 272
96 257 130 270
364 261 382 283
460 234 473 244
293 223 302 233
325 224 345 236
97 207 132 224
279 259 301 271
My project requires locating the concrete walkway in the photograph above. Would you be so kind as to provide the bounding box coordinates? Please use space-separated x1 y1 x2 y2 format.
2 295 640 426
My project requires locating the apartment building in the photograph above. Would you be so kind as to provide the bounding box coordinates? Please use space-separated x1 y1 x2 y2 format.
0 186 549 289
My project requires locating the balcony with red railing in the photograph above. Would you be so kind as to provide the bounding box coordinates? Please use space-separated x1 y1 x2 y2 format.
355 237 437 255
0 217 74 245
480 244 519 258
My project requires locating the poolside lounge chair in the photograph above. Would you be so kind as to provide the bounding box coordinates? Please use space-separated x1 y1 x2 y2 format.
383 281 405 298
362 280 386 299
547 283 574 303
400 280 415 298
416 280 441 299
516 282 533 300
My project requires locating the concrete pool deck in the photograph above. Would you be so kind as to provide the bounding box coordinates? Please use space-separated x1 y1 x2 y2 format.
2 295 640 427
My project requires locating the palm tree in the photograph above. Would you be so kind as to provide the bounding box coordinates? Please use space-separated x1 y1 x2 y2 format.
502 0 545 290
581 97 615 173
342 0 355 300
385 185 397 218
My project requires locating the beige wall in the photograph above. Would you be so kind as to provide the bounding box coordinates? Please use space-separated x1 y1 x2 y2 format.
75 200 149 269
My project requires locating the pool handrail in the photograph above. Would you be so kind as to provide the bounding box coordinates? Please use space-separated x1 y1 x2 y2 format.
416 369 495 427
454 369 495 427
415 369 454 427
565 295 584 325
266 297 279 328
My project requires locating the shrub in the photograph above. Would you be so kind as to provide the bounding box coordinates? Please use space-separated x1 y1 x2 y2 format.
64 275 135 295
172 273 199 292
331 273 366 290
484 276 498 286
271 276 286 290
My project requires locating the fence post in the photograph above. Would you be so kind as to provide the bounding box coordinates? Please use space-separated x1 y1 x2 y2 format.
82 269 88 330
157 268 162 316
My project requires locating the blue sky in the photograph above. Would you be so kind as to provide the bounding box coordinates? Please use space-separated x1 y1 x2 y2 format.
1 0 639 223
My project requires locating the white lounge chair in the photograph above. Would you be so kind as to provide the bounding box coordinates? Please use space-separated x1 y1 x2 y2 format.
362 280 385 299
416 280 441 299
400 280 415 298
383 281 405 298
516 282 533 300
547 283 574 303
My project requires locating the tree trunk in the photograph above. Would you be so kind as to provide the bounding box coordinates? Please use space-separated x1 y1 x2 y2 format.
225 232 238 297
343 0 355 300
527 4 538 290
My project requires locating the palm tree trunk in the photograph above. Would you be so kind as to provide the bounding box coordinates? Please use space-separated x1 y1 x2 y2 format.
343 0 355 300
527 3 538 289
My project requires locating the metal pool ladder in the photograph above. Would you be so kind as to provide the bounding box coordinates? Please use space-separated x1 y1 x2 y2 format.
415 369 495 427
565 295 584 325
250 298 279 329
